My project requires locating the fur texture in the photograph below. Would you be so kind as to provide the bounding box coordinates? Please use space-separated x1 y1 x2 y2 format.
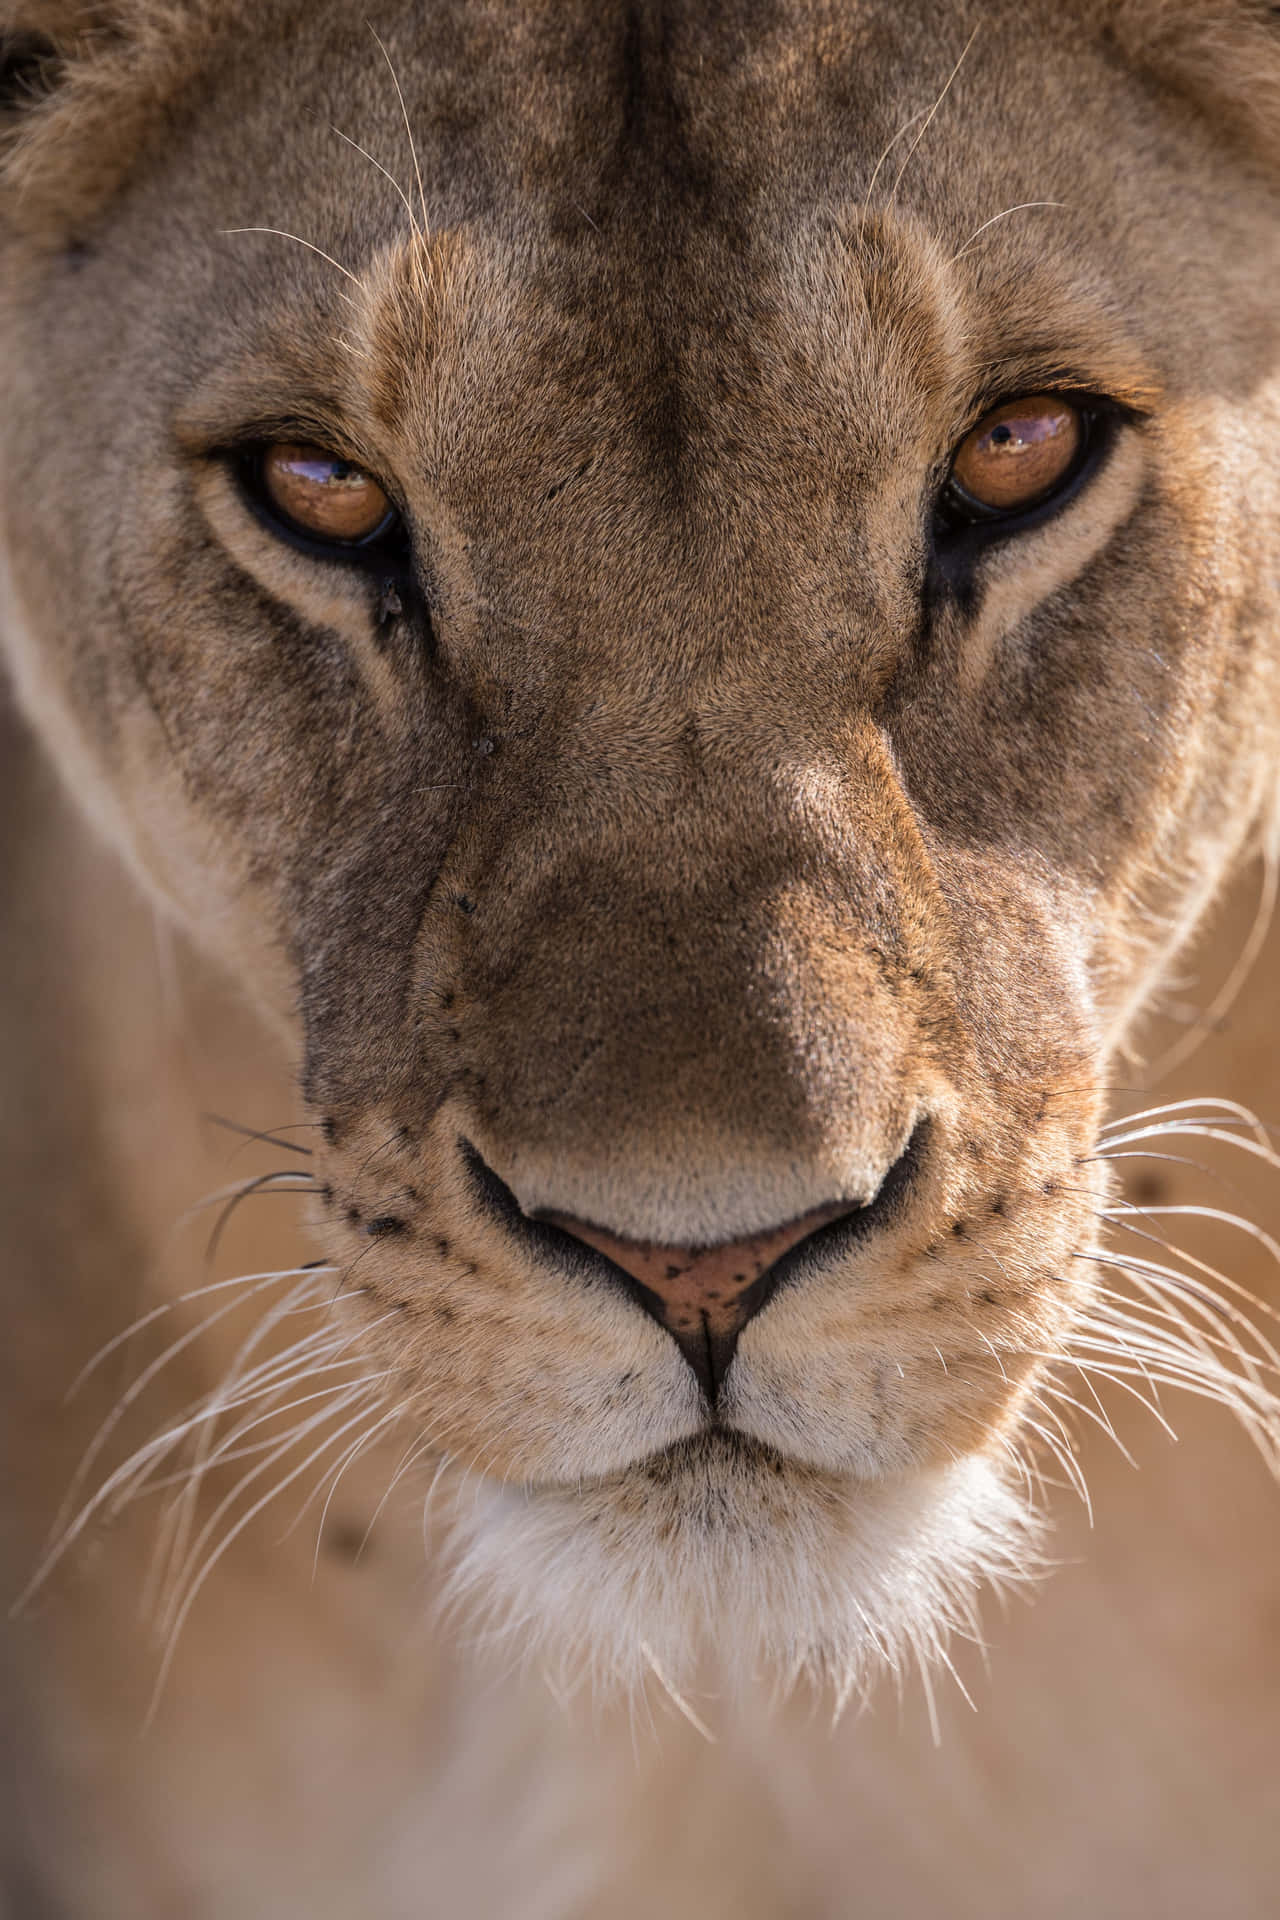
1 1 1279 1912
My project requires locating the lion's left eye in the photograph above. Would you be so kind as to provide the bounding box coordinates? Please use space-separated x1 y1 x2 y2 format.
250 442 400 549
944 396 1085 521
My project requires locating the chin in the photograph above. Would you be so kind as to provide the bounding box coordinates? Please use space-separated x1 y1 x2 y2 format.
434 1434 1041 1706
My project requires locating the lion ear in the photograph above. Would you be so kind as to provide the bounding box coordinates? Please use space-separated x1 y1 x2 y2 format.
1110 1 1280 166
1 27 64 125
1 6 122 164
0 6 119 120
0 4 203 230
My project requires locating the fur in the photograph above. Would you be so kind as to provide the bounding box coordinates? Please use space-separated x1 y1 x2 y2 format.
2 1 1279 1911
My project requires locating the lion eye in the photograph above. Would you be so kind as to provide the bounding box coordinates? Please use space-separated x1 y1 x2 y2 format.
947 396 1083 516
258 443 395 545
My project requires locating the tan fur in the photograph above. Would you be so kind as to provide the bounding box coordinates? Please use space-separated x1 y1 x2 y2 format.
2 1 1279 1911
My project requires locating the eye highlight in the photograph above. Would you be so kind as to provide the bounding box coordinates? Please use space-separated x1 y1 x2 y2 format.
944 396 1084 520
252 442 399 548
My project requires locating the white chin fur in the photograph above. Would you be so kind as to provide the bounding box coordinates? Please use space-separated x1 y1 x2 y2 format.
434 1438 1041 1704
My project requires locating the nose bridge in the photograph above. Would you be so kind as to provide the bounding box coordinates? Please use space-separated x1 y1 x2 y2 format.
447 716 934 1247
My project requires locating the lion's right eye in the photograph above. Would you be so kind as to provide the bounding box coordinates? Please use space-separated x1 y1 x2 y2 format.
946 397 1084 519
248 442 402 551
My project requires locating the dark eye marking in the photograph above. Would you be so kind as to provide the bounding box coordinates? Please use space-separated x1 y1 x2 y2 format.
928 390 1133 606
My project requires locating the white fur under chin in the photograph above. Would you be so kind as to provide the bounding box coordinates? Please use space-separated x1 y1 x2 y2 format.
435 1438 1042 1707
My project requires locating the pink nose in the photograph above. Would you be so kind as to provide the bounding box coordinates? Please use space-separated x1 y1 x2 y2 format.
542 1202 853 1396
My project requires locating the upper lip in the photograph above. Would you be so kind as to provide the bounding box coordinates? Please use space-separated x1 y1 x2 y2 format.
459 1120 929 1402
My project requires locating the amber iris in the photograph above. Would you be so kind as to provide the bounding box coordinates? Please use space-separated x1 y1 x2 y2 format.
949 396 1083 514
260 443 393 543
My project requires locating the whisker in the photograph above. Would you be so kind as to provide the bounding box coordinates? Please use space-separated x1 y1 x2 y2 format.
1098 1098 1274 1147
951 201 1067 263
1087 1220 1280 1329
220 227 362 290
1097 1125 1280 1172
205 1169 317 1265
64 1266 330 1402
45 1271 321 1560
368 25 429 236
305 1404 409 1576
145 1291 382 1612
156 1384 386 1637
1146 849 1277 1079
886 23 982 205
1036 1377 1136 1466
202 1113 314 1157
859 104 930 214
325 120 420 234
1019 1415 1092 1522
148 1394 385 1723
352 1417 448 1562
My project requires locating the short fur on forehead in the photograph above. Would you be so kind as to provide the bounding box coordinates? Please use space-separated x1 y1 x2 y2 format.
2 0 1278 240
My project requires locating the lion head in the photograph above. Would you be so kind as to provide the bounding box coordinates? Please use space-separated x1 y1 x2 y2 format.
2 0 1279 1695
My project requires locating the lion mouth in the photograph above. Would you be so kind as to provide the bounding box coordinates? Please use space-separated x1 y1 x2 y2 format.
459 1124 928 1400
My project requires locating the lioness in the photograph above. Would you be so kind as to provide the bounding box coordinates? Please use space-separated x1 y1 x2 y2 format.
2 1 1279 1913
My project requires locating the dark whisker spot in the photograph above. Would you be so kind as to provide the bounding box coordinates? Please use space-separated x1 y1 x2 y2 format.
366 1215 407 1238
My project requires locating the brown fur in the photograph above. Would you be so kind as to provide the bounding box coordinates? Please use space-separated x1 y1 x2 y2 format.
1 1 1279 1911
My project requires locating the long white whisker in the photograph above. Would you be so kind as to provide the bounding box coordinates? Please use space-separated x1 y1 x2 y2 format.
157 1385 386 1641
368 25 429 236
1099 1098 1272 1147
326 121 420 232
951 201 1067 263
303 1404 408 1574
220 227 362 291
1146 849 1277 1079
887 24 982 205
147 1396 383 1724
64 1266 331 1402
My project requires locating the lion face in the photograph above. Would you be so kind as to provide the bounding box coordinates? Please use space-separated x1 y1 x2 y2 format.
2 0 1279 1689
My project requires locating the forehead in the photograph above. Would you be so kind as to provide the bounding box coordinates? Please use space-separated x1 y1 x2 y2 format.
175 6 1175 498
244 0 1113 231
176 0 1241 410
